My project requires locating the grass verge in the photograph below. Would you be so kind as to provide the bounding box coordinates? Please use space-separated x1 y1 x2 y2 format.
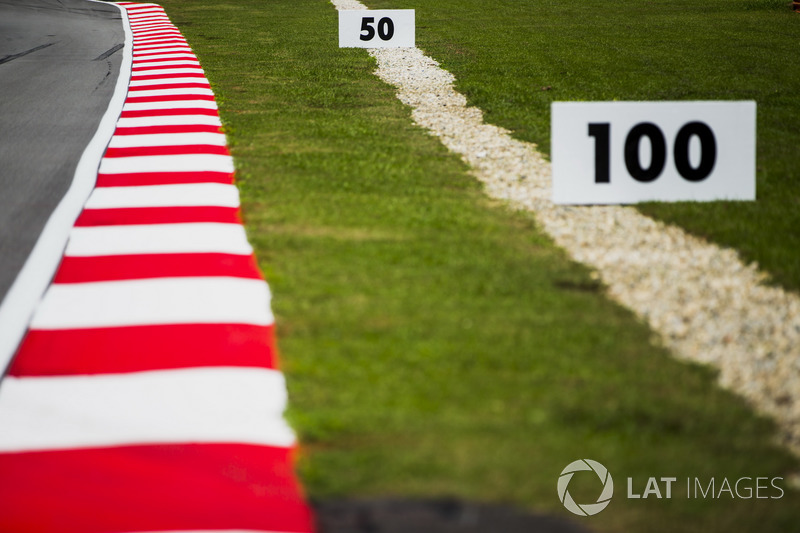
366 0 800 292
158 1 800 531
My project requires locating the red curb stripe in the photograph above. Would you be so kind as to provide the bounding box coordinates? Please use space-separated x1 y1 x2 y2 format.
55 252 261 282
96 170 234 187
124 94 215 104
52 253 262 283
75 206 242 226
104 144 230 158
120 107 219 118
0 444 312 533
10 322 275 375
112 124 224 135
130 72 207 82
103 142 227 156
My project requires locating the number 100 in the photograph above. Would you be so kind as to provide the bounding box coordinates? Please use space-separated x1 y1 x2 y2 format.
588 122 717 184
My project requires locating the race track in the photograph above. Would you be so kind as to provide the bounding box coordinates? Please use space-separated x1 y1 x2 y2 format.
0 0 123 303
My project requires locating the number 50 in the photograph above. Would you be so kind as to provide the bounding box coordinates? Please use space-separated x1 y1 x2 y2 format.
588 121 717 184
360 16 395 41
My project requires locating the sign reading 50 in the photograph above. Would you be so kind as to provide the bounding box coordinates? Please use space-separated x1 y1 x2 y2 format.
339 9 415 48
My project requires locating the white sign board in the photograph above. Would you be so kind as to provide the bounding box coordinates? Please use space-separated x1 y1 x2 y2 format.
339 9 415 48
551 101 756 204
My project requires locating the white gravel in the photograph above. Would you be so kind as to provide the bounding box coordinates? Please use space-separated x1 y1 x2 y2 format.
331 0 800 457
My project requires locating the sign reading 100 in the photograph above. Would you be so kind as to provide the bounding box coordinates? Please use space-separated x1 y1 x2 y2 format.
551 101 756 204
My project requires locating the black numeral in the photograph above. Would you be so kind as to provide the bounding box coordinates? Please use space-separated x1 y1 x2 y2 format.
674 121 716 182
625 122 667 182
588 123 610 183
359 17 375 41
377 17 394 40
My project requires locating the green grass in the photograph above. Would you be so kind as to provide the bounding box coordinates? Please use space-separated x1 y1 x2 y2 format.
365 0 800 292
157 1 800 531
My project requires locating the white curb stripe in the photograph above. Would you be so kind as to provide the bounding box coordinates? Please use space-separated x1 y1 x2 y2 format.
134 40 189 47
131 25 174 32
135 36 187 44
125 88 216 97
134 29 182 37
108 132 226 147
122 100 217 112
0 368 294 452
133 60 200 68
131 53 199 62
130 22 173 29
132 67 204 77
98 153 233 174
116 115 222 127
134 46 192 54
128 76 203 87
66 223 253 257
85 184 240 209
28 277 274 330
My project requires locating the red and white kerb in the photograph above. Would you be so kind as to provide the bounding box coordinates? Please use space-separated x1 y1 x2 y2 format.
0 3 315 532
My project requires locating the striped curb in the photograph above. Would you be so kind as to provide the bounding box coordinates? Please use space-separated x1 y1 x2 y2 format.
0 3 314 532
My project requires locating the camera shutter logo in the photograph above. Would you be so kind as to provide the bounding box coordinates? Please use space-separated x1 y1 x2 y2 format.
557 459 614 516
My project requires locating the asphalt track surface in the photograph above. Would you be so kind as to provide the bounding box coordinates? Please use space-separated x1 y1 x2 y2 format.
0 0 123 305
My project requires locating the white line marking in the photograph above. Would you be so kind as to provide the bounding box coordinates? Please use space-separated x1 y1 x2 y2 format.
66 223 253 257
0 2 133 376
29 277 274 330
85 183 240 209
0 367 293 452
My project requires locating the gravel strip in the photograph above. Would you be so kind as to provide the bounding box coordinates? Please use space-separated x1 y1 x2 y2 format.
331 0 800 457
